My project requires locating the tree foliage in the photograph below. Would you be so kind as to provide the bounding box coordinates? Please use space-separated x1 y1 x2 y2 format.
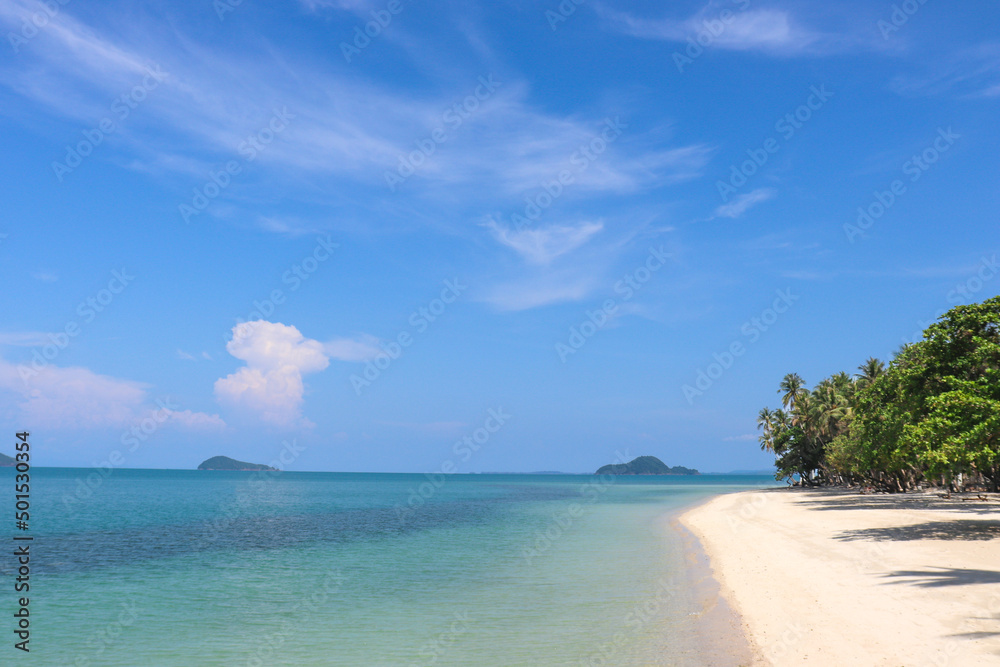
756 297 1000 491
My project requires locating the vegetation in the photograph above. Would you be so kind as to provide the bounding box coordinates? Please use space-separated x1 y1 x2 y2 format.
197 455 277 471
596 455 698 475
757 297 1000 492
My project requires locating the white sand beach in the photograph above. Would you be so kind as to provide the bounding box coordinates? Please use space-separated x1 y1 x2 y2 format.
680 489 1000 666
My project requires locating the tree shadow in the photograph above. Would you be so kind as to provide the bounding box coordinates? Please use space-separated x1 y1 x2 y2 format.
835 520 1000 542
795 489 1000 515
881 567 1000 587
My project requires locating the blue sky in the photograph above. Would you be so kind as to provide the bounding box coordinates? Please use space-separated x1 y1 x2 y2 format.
1 0 998 473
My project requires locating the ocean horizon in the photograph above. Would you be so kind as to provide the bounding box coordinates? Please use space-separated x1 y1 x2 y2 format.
7 468 775 666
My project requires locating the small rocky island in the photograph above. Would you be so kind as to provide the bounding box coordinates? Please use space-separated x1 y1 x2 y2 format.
197 455 277 471
596 455 698 475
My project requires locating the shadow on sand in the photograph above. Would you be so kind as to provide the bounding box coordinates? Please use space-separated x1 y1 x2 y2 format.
790 488 1000 515
834 519 1000 542
881 567 1000 587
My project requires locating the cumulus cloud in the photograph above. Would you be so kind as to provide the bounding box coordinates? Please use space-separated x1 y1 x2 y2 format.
0 358 225 430
215 321 330 428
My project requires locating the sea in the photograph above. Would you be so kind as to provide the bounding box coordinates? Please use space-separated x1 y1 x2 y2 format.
2 468 775 666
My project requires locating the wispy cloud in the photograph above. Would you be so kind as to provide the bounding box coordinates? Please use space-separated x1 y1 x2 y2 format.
480 270 603 311
31 270 58 283
324 334 384 362
0 332 53 347
0 5 710 227
713 188 775 219
0 357 224 430
890 43 1000 98
597 3 881 57
599 5 821 54
484 220 603 264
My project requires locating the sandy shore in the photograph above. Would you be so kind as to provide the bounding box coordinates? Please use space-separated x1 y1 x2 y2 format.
680 488 1000 666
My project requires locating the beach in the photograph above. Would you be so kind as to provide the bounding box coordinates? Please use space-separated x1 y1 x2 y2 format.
680 488 1000 666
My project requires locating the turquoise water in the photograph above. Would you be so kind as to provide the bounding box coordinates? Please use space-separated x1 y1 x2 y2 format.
3 469 774 666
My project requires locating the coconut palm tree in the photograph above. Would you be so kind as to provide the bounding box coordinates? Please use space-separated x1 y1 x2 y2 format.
757 407 776 452
855 357 885 389
778 373 806 412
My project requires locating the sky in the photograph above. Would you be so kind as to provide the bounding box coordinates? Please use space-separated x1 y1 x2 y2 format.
1 0 998 473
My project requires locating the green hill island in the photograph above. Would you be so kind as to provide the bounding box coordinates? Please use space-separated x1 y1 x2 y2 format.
197 456 277 471
596 455 698 475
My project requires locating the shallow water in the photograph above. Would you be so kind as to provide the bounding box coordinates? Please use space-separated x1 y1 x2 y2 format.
3 468 775 666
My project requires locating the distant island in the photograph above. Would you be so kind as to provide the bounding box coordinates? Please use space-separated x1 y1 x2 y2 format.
0 453 14 467
197 456 277 471
596 455 699 475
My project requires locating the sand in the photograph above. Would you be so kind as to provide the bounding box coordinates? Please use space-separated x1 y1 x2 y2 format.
679 488 1000 666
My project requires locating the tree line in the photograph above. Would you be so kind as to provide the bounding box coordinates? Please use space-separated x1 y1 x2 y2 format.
757 296 1000 492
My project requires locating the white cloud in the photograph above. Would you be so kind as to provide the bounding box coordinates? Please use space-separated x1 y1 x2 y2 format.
481 272 601 311
485 220 603 264
177 349 197 361
713 188 775 219
0 6 709 216
324 334 383 362
31 270 58 283
0 332 53 347
0 358 224 430
598 4 868 56
215 321 329 428
163 409 227 430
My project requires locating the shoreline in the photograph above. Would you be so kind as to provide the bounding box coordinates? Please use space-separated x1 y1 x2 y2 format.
666 509 757 666
679 488 1000 665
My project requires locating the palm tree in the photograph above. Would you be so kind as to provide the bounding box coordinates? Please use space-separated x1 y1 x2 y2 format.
855 357 885 389
778 373 806 412
757 407 775 452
